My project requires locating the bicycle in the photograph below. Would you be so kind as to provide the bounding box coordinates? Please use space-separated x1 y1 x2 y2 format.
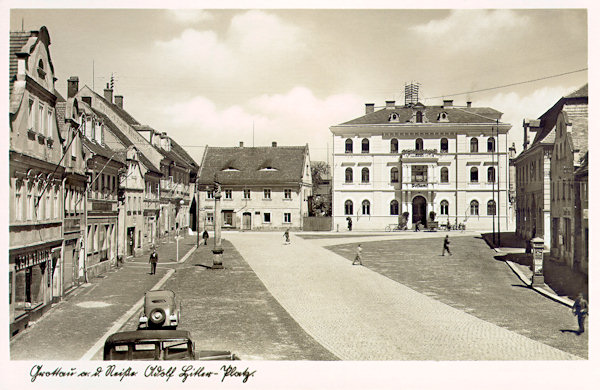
385 224 406 232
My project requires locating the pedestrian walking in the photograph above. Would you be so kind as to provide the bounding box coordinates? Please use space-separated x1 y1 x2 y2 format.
441 235 452 256
572 293 588 335
414 221 421 232
283 229 291 245
352 244 363 265
149 247 158 275
347 217 352 231
202 229 209 245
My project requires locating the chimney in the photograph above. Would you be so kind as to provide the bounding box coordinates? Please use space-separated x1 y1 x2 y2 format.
103 83 113 103
272 141 277 147
466 101 472 108
239 141 244 147
385 100 395 110
114 95 123 109
365 103 375 114
443 99 453 107
67 76 79 99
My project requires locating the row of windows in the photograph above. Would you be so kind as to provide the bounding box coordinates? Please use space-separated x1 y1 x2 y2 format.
344 137 496 154
86 223 116 255
207 189 293 200
343 167 495 184
27 98 54 139
13 180 60 222
516 158 545 187
90 172 117 200
343 199 496 216
205 212 293 224
551 180 573 202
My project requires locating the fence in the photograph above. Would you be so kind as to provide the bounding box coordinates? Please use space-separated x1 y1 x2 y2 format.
303 217 332 231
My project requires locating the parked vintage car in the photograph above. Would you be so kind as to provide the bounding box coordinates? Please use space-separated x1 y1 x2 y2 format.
103 330 238 360
139 290 180 329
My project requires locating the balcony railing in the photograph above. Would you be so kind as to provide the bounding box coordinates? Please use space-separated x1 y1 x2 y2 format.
401 149 438 157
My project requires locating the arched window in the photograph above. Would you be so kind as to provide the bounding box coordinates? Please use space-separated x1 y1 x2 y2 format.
415 138 423 151
390 200 399 215
487 137 495 152
440 138 448 153
345 167 353 183
362 200 371 215
345 138 353 153
470 137 479 153
344 200 353 215
487 167 495 183
416 111 423 123
361 138 369 153
440 167 449 183
390 138 398 153
440 200 449 215
487 200 496 216
470 200 479 216
470 167 479 183
361 168 370 183
390 167 399 183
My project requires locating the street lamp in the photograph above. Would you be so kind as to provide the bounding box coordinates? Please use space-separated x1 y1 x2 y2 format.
212 181 224 269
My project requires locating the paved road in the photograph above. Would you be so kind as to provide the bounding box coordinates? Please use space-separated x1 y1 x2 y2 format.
225 231 580 360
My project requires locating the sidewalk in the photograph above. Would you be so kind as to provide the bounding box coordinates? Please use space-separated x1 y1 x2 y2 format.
10 234 198 360
480 232 584 306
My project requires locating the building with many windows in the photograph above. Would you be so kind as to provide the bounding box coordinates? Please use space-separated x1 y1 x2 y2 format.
9 27 64 334
197 143 312 231
330 92 511 231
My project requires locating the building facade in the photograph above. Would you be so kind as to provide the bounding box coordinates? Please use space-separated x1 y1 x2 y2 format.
9 27 64 334
330 96 511 231
197 144 312 231
549 85 588 272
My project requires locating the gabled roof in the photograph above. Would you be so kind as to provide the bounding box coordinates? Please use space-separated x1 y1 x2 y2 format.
90 108 162 175
198 146 308 186
9 31 31 90
82 137 125 164
531 84 588 145
339 104 503 126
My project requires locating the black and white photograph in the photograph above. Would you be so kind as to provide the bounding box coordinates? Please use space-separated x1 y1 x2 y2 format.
2 1 597 389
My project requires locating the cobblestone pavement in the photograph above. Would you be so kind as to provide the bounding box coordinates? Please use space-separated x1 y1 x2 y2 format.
326 235 588 359
118 241 338 361
225 231 581 360
9 235 196 360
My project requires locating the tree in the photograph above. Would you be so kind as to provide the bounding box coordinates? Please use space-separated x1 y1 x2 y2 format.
311 161 330 191
310 161 331 217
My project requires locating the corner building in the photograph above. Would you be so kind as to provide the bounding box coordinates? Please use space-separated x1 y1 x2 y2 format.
330 97 511 231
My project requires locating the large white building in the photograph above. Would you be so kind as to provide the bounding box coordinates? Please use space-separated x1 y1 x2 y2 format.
330 94 512 232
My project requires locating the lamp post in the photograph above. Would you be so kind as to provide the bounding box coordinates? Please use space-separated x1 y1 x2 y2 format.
212 181 224 269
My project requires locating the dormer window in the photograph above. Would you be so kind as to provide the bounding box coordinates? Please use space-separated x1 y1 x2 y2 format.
438 112 449 122
416 111 423 123
37 59 46 79
388 113 400 123
259 167 278 171
222 167 240 172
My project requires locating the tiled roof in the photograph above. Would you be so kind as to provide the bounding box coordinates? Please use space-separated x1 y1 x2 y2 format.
574 152 588 177
198 146 307 186
171 139 198 169
532 84 588 145
55 101 67 139
339 105 503 125
9 31 30 91
82 137 125 164
90 108 162 175
565 104 588 155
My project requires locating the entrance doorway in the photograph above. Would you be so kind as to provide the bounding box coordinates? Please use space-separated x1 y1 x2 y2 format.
127 227 135 256
242 212 251 230
412 196 427 225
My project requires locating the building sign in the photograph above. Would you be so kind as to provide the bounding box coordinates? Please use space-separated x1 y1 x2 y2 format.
91 201 115 212
14 248 52 271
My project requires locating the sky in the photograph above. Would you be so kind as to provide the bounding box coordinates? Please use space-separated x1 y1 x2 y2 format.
7 6 590 165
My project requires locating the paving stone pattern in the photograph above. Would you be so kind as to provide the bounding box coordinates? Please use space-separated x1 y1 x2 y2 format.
327 235 588 359
227 232 581 360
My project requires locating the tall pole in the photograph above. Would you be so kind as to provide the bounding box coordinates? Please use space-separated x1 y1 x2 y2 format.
196 181 200 248
497 119 501 247
492 126 496 245
212 182 223 269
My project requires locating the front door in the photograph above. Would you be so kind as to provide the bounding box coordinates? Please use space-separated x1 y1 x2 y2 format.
242 212 251 230
127 227 135 256
412 196 427 225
